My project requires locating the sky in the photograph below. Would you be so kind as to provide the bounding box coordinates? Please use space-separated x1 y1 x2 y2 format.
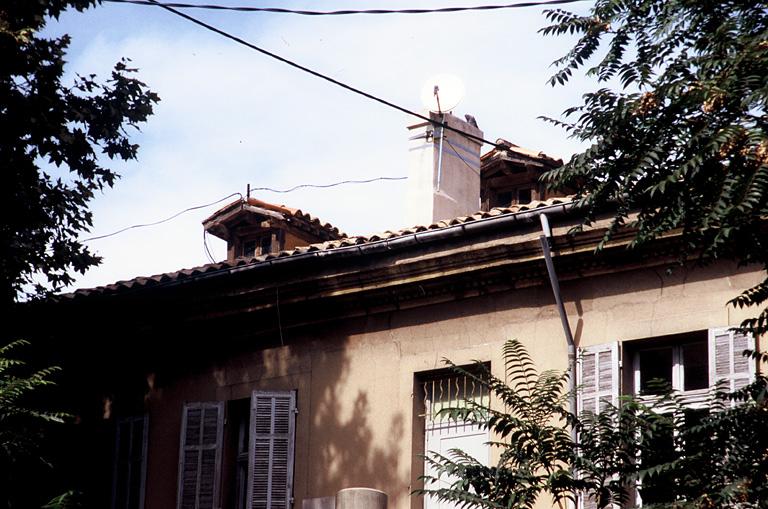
42 0 596 291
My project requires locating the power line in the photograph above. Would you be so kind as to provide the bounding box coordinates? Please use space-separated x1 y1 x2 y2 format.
249 176 407 194
203 230 217 262
444 138 481 176
81 192 243 242
105 0 589 15
81 176 408 243
141 0 503 148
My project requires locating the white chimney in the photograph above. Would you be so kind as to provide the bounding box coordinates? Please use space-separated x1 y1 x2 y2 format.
406 112 484 225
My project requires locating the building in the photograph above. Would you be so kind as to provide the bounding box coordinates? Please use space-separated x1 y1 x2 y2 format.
32 112 762 509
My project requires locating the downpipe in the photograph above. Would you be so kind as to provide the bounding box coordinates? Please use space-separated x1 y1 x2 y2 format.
538 213 578 437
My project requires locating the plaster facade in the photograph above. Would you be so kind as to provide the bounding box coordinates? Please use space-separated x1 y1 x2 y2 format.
139 258 763 509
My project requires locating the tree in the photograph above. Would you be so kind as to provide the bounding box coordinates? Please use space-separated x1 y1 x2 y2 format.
1 0 159 307
1 1 157 505
419 340 768 509
0 340 70 509
419 341 579 509
539 0 768 335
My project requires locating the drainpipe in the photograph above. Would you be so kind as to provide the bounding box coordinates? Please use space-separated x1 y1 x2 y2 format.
538 213 577 436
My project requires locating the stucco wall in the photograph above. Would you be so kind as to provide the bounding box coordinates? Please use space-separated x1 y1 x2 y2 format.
143 261 764 509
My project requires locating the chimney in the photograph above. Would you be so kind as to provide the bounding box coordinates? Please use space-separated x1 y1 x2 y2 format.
406 112 483 225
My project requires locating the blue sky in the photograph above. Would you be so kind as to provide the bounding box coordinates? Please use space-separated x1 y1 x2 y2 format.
43 0 595 290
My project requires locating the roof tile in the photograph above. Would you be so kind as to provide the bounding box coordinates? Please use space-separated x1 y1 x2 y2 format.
64 196 573 299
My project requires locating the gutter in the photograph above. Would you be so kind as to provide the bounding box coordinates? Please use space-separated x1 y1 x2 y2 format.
161 200 576 289
61 200 576 302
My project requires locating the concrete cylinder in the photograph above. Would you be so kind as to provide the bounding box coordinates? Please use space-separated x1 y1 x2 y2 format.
335 488 387 509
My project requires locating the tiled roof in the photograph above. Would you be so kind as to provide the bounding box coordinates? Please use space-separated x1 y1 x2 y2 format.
481 138 563 167
203 197 347 239
63 196 574 299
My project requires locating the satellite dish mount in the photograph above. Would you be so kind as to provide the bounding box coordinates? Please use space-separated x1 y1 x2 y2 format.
420 74 465 190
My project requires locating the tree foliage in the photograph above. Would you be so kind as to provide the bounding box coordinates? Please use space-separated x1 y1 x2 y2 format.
419 340 768 509
0 340 69 508
539 0 768 335
1 0 159 307
419 341 579 509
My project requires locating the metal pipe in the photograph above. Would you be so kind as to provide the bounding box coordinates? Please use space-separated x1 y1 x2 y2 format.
538 213 578 431
436 113 445 191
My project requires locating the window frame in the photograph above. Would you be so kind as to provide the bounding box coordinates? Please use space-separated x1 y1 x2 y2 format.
112 414 149 509
631 340 710 410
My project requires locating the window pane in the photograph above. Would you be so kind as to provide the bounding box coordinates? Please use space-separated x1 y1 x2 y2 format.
496 191 512 207
683 341 708 391
259 236 272 255
639 348 673 394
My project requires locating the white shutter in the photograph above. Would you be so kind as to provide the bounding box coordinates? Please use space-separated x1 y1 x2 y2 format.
577 342 619 509
248 391 297 509
708 327 756 393
577 342 620 415
177 402 224 509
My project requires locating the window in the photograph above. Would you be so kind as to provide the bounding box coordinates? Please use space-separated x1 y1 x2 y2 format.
496 191 512 207
225 399 251 509
577 329 755 508
177 392 296 509
242 240 257 259
630 329 755 407
492 188 533 208
633 337 709 407
112 415 148 509
240 236 273 258
419 367 490 509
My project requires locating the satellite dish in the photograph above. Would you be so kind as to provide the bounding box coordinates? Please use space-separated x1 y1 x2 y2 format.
420 74 465 113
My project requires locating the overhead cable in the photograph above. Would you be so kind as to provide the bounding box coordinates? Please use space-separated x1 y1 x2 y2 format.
141 0 503 148
105 0 589 15
81 192 243 242
81 175 408 243
250 176 407 194
444 138 481 176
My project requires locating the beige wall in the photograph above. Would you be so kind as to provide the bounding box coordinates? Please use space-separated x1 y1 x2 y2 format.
144 262 764 509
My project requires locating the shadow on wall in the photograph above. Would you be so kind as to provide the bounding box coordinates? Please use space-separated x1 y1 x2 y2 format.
303 330 404 503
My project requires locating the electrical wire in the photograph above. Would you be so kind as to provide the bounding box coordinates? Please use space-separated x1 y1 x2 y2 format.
105 0 589 15
141 0 503 149
81 175 407 243
81 192 243 242
444 138 481 176
249 176 407 194
203 230 217 262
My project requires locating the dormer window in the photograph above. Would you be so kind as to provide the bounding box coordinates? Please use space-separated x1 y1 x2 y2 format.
496 191 512 207
517 187 532 204
240 235 273 259
489 187 535 208
242 239 257 258
479 139 565 212
203 197 345 263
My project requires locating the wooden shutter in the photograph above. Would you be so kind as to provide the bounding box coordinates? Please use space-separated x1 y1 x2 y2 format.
247 391 297 509
177 402 224 509
112 415 149 509
577 342 620 415
708 327 756 393
577 342 619 509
